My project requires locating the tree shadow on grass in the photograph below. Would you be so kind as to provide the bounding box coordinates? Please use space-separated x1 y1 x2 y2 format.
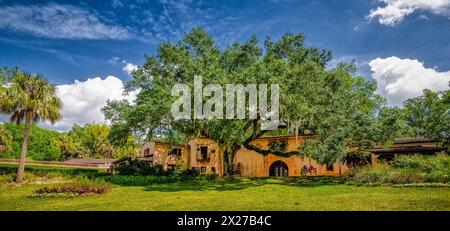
141 176 346 192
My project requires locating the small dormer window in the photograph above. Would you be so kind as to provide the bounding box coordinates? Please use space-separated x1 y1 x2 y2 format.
170 148 182 157
197 146 209 161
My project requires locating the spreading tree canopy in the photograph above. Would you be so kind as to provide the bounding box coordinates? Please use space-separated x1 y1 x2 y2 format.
104 28 393 175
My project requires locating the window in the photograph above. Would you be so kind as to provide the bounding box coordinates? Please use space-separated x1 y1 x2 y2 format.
326 164 334 171
170 148 182 157
197 146 209 160
200 166 207 173
143 148 150 156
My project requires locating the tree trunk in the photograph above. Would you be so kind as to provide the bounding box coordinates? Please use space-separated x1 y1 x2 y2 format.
222 145 240 177
224 150 233 177
16 117 31 183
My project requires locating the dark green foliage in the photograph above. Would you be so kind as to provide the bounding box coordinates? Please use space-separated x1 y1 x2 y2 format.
105 27 389 175
103 173 218 186
0 123 61 161
268 140 287 152
104 175 189 185
0 164 105 178
0 122 140 161
351 155 450 184
342 151 371 167
115 158 169 176
392 155 450 175
31 181 111 197
403 89 450 152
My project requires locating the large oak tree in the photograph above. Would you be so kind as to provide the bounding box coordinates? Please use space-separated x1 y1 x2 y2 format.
104 28 392 175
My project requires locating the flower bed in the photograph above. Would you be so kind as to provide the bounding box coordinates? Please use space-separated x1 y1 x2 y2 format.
30 181 111 198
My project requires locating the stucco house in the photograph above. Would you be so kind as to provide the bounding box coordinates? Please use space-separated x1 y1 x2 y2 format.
136 135 444 177
138 135 351 177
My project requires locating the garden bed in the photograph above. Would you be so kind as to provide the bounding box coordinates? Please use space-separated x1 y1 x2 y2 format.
29 181 111 198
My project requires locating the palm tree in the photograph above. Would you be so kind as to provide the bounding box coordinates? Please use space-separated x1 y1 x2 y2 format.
0 71 62 183
342 150 371 168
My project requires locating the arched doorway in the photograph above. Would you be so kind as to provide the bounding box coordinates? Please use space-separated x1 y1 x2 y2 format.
269 161 288 177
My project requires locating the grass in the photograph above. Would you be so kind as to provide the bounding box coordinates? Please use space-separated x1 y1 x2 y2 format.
0 163 449 211
0 178 449 211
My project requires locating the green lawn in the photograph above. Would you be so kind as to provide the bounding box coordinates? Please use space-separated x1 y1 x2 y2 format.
0 178 449 211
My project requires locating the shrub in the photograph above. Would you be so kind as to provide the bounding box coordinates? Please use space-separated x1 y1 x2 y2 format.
392 155 450 174
0 164 105 178
30 180 111 197
351 155 450 185
104 175 181 185
114 158 171 176
101 172 218 186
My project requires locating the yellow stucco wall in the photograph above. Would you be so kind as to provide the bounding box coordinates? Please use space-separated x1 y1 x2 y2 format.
141 136 349 177
234 136 349 177
187 138 223 176
140 142 188 170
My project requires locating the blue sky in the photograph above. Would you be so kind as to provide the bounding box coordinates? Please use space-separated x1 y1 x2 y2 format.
1 0 450 130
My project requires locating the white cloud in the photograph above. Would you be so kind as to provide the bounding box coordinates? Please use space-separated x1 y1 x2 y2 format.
366 0 450 26
108 56 121 65
0 3 129 39
369 56 450 106
108 57 139 75
122 63 138 75
42 76 137 131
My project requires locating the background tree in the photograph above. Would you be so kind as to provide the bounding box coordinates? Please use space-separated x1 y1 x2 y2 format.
52 134 86 161
0 123 61 160
69 124 114 158
0 70 62 183
0 122 140 161
403 88 450 152
104 28 392 176
0 125 12 153
68 123 139 159
0 70 13 154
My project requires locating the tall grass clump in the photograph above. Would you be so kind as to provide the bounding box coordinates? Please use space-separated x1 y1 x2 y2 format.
351 154 450 184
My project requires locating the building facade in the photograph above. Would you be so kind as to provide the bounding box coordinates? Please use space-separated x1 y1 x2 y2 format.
139 135 350 177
